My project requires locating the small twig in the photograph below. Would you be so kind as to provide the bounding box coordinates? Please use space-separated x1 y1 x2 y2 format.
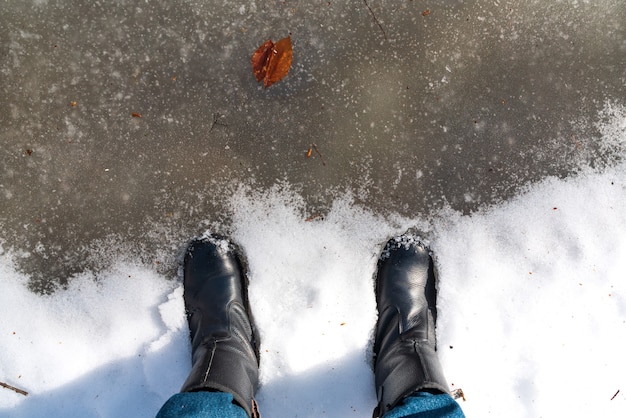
209 113 228 132
305 213 323 222
0 381 29 396
312 143 326 166
611 389 620 400
363 0 387 40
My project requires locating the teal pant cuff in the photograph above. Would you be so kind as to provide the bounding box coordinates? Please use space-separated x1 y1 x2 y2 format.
156 391 247 418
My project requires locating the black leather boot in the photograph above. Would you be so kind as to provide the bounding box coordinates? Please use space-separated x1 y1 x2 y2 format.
373 234 450 417
180 236 261 418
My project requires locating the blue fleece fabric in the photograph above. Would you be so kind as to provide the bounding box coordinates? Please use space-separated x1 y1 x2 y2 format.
156 390 464 418
155 391 247 418
382 392 466 418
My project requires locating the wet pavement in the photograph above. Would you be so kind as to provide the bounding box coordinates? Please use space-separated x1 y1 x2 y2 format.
1 0 625 290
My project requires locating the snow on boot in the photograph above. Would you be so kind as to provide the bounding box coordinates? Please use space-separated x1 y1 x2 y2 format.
180 236 261 418
372 234 450 417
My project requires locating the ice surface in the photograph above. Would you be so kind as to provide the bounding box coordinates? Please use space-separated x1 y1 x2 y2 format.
1 0 625 285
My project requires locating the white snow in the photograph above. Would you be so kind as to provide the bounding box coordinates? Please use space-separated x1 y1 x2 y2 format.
1 106 626 417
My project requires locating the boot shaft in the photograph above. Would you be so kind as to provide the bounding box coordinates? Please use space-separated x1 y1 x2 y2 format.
180 236 260 418
373 235 450 417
